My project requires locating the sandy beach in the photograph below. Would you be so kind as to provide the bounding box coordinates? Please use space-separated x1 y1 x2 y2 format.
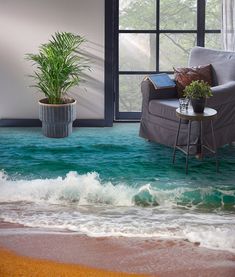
0 247 145 277
0 222 235 277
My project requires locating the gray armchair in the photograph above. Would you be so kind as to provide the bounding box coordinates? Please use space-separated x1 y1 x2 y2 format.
139 47 235 151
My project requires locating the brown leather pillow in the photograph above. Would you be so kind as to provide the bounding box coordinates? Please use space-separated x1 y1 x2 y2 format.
174 64 213 98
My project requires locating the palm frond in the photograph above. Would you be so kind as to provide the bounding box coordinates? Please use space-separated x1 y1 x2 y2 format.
26 32 90 104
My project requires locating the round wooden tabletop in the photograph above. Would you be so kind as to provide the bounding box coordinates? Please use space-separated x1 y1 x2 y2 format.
176 107 217 121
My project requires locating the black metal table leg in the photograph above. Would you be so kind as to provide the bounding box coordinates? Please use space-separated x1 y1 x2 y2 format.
173 118 181 164
186 120 192 174
174 108 218 174
211 120 219 172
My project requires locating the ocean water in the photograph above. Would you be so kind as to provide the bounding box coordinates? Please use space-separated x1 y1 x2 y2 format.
0 124 235 253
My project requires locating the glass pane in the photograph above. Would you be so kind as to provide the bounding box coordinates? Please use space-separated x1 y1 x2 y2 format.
160 0 197 30
159 33 197 71
119 0 156 30
119 75 144 112
205 33 222 49
119 33 156 71
205 0 221 30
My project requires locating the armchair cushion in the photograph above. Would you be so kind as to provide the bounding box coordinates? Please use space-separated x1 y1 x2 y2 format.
149 99 179 121
174 64 212 98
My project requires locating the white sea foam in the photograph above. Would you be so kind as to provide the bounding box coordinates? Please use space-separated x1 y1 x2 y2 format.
1 170 231 208
1 170 235 253
0 171 193 207
0 171 135 206
183 226 235 253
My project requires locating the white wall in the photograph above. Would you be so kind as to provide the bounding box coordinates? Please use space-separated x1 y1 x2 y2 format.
0 0 105 119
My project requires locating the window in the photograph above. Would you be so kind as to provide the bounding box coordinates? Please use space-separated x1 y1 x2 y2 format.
115 0 221 120
205 0 222 49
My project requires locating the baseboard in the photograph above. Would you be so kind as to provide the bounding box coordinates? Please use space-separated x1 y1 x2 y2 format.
0 119 110 127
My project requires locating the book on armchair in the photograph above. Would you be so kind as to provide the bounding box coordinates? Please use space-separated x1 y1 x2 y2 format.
145 73 176 89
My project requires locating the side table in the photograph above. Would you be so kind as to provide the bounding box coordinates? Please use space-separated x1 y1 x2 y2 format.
173 107 219 174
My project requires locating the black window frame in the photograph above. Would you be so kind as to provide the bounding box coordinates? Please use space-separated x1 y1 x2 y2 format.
110 0 221 121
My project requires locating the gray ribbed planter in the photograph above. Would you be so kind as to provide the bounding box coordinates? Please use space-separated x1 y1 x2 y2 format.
39 98 76 138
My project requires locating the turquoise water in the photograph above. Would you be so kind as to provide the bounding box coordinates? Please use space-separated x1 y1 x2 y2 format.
1 124 234 182
0 124 235 252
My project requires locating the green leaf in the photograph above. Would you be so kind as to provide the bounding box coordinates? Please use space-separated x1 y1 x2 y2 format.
183 80 212 99
26 32 90 104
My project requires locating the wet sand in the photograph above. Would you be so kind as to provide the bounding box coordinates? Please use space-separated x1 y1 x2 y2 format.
0 222 235 277
0 247 143 277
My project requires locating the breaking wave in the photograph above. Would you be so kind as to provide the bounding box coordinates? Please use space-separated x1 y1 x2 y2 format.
1 170 235 253
0 170 234 209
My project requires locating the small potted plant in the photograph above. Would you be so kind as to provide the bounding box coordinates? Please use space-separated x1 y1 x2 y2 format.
26 32 90 138
184 80 212 113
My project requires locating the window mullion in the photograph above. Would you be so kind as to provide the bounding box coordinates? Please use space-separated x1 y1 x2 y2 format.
197 0 206 46
156 0 160 72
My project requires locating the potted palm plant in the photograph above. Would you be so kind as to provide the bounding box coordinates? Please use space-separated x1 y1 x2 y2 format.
26 32 90 138
184 80 212 113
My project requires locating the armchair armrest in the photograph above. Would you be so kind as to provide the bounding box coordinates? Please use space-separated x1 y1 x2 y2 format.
207 81 235 107
141 79 177 102
140 79 177 119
